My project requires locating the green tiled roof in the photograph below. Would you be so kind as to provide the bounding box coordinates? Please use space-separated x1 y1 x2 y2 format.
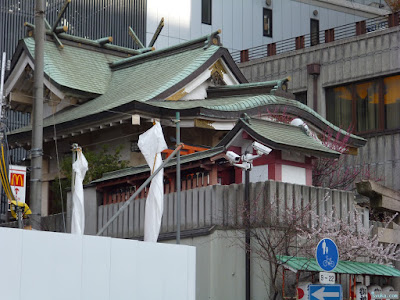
234 117 340 157
207 77 289 92
24 37 122 95
277 256 400 276
10 43 221 135
150 95 364 144
92 147 225 184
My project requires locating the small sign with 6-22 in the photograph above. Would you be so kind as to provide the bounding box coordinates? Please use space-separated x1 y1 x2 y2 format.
319 272 335 284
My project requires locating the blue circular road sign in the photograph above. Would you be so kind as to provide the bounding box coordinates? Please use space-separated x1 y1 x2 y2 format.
315 238 339 272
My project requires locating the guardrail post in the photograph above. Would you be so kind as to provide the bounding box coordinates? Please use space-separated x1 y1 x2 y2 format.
325 28 335 43
267 43 276 56
295 36 305 50
356 21 366 35
388 12 399 28
240 49 249 62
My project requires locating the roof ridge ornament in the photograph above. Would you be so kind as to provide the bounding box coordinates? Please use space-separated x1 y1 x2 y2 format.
204 29 222 49
240 113 251 124
148 18 165 48
270 77 290 94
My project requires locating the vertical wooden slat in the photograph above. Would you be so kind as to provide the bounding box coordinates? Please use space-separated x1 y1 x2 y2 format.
277 182 285 223
198 187 205 228
97 205 103 233
168 192 174 232
192 188 199 229
204 186 212 226
112 203 118 237
139 198 145 236
128 200 134 237
117 202 124 237
122 201 129 238
134 199 140 237
186 189 193 229
161 195 168 233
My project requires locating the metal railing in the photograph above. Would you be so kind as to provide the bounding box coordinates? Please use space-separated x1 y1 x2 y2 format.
232 12 399 63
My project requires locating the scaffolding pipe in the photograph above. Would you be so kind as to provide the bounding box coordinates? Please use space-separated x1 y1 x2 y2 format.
96 144 183 236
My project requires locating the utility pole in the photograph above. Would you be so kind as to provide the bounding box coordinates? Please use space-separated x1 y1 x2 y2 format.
176 112 181 244
30 0 45 230
244 168 250 300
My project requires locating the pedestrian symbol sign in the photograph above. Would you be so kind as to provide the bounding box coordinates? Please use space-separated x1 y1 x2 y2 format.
316 238 339 272
309 284 342 300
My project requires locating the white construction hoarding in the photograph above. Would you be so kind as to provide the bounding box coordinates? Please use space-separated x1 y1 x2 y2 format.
0 228 195 300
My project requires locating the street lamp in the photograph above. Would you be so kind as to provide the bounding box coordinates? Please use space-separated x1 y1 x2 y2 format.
225 141 272 300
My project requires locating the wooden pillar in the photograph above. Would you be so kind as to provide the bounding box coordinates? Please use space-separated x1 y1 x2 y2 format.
356 21 366 35
388 12 399 28
240 49 249 62
295 36 305 50
209 165 218 185
267 43 276 56
325 28 335 43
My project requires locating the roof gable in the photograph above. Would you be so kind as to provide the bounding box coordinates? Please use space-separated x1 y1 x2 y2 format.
217 117 341 158
20 37 127 96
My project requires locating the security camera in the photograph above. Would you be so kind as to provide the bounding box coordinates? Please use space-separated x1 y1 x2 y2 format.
226 151 241 163
252 141 272 156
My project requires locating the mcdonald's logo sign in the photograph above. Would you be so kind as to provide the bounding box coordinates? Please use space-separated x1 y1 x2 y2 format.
10 173 24 187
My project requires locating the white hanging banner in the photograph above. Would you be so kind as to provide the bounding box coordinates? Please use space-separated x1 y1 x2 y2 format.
138 122 168 242
71 150 88 235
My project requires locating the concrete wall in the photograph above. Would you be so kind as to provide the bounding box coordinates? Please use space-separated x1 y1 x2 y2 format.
146 0 381 52
165 230 270 300
345 132 400 191
239 26 400 191
165 229 369 300
0 227 196 300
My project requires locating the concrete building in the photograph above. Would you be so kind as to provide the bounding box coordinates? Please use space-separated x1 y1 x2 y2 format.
1 0 390 59
147 0 390 52
238 16 400 192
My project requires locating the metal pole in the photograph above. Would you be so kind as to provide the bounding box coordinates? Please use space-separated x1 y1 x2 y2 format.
71 144 78 196
245 168 251 300
97 144 183 236
30 0 45 230
176 112 181 244
0 52 6 119
17 207 23 229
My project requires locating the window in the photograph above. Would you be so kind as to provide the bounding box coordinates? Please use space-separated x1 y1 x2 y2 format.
202 0 212 25
294 92 307 105
263 8 272 37
355 81 379 132
326 85 353 131
383 75 400 129
310 19 319 46
326 74 400 133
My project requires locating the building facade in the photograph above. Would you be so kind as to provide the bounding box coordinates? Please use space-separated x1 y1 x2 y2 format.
147 0 389 52
238 20 400 192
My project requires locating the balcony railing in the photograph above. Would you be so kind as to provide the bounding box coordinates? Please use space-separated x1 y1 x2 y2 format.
231 12 399 63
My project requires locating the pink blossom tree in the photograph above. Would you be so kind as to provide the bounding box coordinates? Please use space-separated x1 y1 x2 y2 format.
229 192 399 299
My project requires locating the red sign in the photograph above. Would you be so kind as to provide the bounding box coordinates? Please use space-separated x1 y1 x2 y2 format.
10 173 24 187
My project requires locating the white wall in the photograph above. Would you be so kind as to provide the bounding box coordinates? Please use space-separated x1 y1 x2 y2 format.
147 0 373 52
282 164 306 185
241 164 269 183
0 228 195 300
